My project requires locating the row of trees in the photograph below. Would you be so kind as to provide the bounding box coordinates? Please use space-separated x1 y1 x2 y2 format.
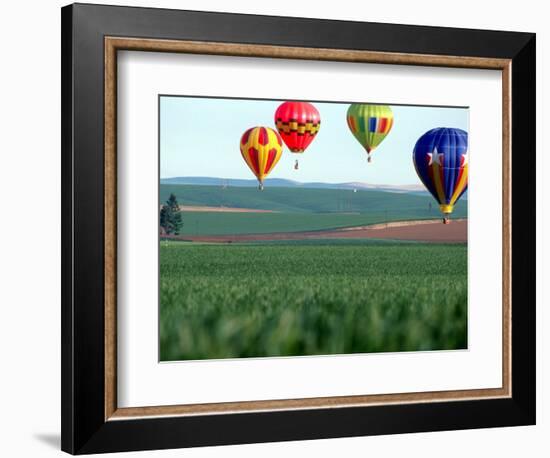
160 193 183 235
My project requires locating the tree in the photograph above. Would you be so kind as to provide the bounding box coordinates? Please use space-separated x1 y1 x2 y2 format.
160 193 183 235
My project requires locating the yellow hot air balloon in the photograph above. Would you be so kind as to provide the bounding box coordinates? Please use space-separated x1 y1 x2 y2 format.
346 104 394 162
239 126 283 190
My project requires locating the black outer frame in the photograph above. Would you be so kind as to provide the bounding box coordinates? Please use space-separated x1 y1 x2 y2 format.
61 3 536 454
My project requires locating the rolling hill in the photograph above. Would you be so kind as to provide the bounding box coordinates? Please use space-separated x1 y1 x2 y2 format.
159 184 467 236
160 184 466 214
160 176 429 194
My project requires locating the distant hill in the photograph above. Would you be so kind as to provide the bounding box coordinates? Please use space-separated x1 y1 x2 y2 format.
159 183 467 236
160 176 429 195
160 183 467 216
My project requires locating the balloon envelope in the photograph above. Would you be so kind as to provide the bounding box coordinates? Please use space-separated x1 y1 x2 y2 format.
346 104 394 159
412 127 468 216
239 126 283 186
274 101 320 154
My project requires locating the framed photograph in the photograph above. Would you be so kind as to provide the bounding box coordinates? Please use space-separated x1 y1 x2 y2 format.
61 3 536 454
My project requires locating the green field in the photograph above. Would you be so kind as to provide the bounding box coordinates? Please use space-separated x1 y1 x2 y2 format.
170 212 414 235
160 241 468 361
160 184 467 235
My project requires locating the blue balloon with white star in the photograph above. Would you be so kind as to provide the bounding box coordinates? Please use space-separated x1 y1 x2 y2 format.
412 127 468 219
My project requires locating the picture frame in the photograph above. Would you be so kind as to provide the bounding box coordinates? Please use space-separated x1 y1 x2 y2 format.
61 3 536 454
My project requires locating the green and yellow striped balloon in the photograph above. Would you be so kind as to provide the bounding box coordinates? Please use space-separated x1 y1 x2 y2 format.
346 104 394 162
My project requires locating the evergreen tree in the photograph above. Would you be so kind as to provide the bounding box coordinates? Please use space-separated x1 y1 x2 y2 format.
160 193 183 235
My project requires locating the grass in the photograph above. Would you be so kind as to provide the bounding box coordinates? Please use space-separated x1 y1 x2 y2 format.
161 184 467 236
161 183 468 215
175 211 431 235
160 241 467 361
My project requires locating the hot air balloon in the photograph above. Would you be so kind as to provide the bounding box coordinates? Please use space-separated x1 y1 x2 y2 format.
239 126 283 190
412 127 468 224
346 104 394 162
274 101 321 170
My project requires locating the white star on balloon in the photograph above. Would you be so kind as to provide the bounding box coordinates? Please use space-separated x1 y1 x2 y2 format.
427 147 443 166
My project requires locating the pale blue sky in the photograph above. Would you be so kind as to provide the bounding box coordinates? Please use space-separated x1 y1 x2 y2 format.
160 96 468 186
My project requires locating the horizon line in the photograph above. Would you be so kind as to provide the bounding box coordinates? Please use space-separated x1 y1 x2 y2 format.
160 175 425 187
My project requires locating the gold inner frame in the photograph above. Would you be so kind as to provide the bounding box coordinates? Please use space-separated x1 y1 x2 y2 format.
104 37 512 421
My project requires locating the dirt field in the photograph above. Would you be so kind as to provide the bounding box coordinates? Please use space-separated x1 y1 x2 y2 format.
355 219 467 242
168 219 467 243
